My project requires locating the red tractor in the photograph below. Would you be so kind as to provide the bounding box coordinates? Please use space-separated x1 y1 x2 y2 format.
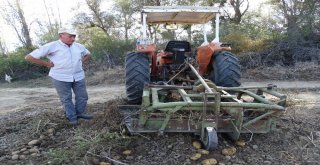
122 6 286 150
125 6 240 104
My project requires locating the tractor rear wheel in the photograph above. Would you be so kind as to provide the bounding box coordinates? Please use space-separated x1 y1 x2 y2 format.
125 52 150 104
210 51 241 87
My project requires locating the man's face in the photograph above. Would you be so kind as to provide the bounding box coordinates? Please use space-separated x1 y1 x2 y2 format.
60 33 76 45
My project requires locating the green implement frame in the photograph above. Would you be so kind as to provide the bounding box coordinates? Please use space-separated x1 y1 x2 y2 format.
119 63 287 150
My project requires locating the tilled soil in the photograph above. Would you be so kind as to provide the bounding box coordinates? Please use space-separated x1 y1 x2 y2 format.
0 84 319 165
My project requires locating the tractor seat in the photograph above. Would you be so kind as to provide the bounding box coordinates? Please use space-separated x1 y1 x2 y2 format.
165 41 191 53
164 41 191 64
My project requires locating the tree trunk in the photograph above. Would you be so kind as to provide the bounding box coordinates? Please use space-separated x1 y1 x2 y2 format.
16 0 32 50
0 39 7 55
230 0 249 24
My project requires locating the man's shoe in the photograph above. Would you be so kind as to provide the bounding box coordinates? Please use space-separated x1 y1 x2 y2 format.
77 114 94 120
69 120 78 126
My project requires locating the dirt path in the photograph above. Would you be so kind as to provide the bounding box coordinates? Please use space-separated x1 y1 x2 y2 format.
242 81 320 109
0 85 125 115
1 81 320 115
242 80 320 89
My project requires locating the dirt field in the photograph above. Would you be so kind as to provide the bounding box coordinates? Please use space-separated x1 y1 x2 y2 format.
0 86 125 115
0 80 319 165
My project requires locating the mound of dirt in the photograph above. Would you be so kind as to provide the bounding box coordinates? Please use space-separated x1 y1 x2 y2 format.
0 99 125 164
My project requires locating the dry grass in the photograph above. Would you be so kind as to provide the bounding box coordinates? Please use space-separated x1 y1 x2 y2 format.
86 67 125 86
242 62 320 81
0 68 125 88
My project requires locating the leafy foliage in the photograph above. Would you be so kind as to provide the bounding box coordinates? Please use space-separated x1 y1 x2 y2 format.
73 0 117 36
220 23 272 54
78 28 134 67
37 23 60 45
0 47 48 82
192 20 274 54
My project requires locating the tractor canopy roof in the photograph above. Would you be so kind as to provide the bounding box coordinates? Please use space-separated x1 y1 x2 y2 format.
142 6 220 24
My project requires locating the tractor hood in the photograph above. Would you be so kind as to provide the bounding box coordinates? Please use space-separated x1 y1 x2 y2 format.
142 6 220 24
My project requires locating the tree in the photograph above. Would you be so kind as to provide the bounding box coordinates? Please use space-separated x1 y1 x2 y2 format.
298 0 319 43
130 0 170 7
268 0 319 45
35 0 62 45
200 0 249 24
36 23 60 45
219 0 249 24
0 0 33 50
113 0 136 41
73 0 116 36
280 0 303 45
40 0 62 42
200 0 227 6
175 0 197 5
0 36 8 56
175 0 197 42
128 0 171 42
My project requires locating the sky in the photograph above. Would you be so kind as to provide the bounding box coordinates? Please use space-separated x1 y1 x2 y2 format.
0 0 76 50
0 0 114 51
0 0 266 52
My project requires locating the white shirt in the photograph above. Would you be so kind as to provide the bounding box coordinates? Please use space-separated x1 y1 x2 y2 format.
30 40 90 82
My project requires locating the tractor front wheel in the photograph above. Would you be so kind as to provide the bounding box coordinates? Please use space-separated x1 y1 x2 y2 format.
125 52 150 104
203 127 218 150
210 51 241 87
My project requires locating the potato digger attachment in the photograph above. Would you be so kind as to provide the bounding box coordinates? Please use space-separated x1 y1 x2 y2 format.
120 6 287 150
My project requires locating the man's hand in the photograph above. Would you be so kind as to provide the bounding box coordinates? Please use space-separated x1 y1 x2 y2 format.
81 54 91 63
47 62 54 68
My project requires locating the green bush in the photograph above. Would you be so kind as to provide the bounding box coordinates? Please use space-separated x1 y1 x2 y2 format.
79 28 135 66
0 29 135 82
219 23 272 54
0 47 49 82
192 18 283 54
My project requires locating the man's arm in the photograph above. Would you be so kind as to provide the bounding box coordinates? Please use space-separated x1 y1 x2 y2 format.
25 54 54 68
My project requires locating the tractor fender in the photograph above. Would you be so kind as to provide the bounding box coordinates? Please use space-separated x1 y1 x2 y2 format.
196 42 231 76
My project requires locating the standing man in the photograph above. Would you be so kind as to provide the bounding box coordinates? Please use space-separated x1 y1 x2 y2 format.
25 27 93 126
